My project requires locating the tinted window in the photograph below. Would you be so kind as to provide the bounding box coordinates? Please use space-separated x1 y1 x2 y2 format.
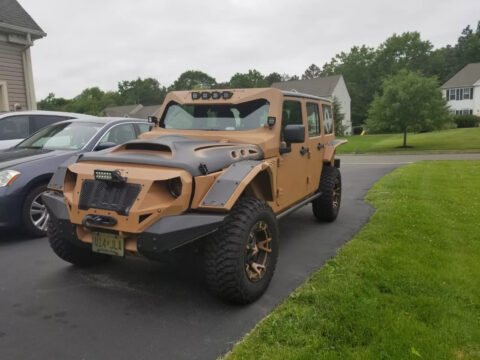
31 115 72 132
100 123 137 145
306 102 320 136
322 104 333 134
162 99 269 131
0 115 29 140
17 122 102 150
281 101 303 140
136 123 152 134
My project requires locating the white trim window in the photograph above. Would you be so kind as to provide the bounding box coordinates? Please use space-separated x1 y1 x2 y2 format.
446 87 474 101
455 109 473 115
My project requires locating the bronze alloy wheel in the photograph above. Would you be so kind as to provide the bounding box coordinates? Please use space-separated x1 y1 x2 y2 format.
332 177 341 209
244 220 272 282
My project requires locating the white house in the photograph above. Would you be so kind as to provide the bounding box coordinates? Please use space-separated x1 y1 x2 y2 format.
272 75 352 135
441 63 480 116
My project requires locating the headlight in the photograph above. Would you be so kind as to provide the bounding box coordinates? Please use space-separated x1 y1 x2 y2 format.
0 170 21 187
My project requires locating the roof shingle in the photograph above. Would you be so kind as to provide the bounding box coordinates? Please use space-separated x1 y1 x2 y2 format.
442 63 480 88
272 75 342 97
0 0 45 35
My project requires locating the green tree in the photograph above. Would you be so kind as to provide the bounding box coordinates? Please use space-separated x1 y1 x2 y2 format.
118 77 166 105
332 97 346 136
302 64 321 79
229 69 268 88
63 87 118 115
265 72 283 85
37 93 71 111
366 70 450 147
321 45 377 127
170 70 216 91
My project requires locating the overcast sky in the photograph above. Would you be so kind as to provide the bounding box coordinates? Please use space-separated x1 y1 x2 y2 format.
20 0 479 99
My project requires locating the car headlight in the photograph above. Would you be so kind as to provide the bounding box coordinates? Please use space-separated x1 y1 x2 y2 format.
0 170 21 187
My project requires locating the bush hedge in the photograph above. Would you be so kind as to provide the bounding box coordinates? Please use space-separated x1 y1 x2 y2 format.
453 114 480 128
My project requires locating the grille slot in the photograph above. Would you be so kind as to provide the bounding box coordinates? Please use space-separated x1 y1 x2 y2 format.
79 180 141 215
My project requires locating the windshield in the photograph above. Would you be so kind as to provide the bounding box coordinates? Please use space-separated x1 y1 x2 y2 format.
162 99 269 131
17 122 103 150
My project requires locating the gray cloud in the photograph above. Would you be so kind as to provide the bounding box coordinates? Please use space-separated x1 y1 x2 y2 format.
21 0 479 99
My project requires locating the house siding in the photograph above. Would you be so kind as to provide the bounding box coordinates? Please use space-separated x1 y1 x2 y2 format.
331 79 352 135
444 85 480 116
0 41 27 110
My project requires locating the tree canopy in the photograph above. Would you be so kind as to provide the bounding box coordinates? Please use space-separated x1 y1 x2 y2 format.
366 70 450 147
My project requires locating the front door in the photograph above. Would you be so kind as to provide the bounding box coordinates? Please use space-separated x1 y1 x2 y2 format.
275 100 310 211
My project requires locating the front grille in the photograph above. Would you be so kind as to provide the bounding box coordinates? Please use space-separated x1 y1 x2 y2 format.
79 180 141 215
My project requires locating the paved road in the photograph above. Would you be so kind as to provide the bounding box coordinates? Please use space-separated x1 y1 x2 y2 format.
1 154 478 360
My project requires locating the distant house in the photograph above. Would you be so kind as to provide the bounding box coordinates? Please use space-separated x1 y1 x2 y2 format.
0 0 46 111
272 75 352 134
442 63 480 116
104 104 163 119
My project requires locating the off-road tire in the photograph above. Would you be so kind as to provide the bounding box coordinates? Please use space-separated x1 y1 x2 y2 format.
312 166 342 222
204 198 279 304
48 216 110 267
22 184 49 238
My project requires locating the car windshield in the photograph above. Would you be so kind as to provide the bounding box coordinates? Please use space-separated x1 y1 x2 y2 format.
16 122 103 150
162 99 269 131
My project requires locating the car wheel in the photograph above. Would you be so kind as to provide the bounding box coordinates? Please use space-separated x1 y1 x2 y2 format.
22 184 50 237
312 166 342 222
204 197 279 304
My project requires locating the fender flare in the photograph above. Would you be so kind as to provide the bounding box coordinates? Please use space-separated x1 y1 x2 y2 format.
323 139 347 164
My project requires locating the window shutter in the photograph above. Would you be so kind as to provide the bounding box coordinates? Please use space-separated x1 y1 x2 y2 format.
445 89 449 99
471 88 474 100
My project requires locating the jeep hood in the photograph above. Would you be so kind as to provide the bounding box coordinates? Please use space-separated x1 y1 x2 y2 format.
77 135 264 176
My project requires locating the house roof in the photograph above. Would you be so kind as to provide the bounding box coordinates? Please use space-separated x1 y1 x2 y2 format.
0 0 46 37
442 63 480 88
272 75 343 97
104 104 142 117
133 105 163 119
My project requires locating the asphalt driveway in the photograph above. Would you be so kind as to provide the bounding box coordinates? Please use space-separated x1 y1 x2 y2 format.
1 154 478 360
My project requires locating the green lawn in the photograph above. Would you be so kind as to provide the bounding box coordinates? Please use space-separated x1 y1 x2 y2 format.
337 127 480 154
225 161 480 360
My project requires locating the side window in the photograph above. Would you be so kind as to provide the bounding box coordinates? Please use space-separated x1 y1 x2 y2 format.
0 115 29 140
136 123 152 135
100 123 136 145
281 101 303 140
306 102 320 136
31 115 71 133
322 104 333 135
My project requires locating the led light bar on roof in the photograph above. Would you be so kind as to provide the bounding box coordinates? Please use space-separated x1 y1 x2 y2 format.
191 91 234 100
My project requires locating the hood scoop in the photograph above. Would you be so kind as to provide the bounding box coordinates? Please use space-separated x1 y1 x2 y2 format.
78 135 264 176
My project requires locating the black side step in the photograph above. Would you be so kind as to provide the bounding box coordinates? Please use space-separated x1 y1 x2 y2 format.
277 192 322 219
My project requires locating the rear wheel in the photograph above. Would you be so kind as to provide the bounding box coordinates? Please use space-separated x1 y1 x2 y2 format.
48 216 110 267
204 198 279 304
22 184 49 237
312 166 342 222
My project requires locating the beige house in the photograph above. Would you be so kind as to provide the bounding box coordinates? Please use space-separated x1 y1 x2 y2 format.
272 75 352 134
0 0 45 112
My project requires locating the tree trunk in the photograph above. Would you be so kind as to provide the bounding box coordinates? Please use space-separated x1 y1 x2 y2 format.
403 128 407 147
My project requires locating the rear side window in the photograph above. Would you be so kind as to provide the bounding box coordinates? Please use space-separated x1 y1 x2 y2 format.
281 101 303 140
306 102 320 136
31 115 71 133
322 104 333 134
0 115 29 140
100 123 137 145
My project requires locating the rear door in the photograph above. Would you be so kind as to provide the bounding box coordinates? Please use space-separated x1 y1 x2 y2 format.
305 101 324 194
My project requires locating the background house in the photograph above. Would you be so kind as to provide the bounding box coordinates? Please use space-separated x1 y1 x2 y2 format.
0 0 45 112
272 75 352 135
442 63 480 116
104 104 163 119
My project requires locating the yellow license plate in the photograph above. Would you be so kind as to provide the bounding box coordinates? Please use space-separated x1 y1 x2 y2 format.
92 232 124 257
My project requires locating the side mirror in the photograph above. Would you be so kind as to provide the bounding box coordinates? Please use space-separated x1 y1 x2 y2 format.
284 124 305 143
95 142 117 151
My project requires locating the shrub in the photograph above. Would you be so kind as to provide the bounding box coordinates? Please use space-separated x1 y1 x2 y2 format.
453 114 480 128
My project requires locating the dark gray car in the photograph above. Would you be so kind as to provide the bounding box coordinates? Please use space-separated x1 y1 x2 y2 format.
0 117 151 237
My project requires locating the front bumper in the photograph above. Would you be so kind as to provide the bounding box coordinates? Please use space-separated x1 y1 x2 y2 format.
42 191 225 258
0 187 22 228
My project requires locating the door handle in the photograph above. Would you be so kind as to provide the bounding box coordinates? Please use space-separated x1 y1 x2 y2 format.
317 143 324 150
300 146 310 155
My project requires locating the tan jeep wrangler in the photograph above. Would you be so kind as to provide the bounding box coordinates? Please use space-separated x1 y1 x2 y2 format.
44 88 346 304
